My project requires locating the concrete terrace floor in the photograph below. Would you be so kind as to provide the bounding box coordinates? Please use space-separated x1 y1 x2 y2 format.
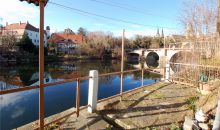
59 82 199 129
98 82 199 129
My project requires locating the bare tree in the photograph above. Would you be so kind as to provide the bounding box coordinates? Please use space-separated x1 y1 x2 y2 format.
1 31 18 49
180 0 217 39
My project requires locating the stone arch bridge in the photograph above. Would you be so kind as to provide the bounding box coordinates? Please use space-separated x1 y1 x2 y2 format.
129 48 192 63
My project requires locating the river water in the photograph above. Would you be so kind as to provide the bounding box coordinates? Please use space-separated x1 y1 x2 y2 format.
0 60 161 130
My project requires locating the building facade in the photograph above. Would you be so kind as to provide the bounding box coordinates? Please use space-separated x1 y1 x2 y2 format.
49 33 83 55
1 21 50 46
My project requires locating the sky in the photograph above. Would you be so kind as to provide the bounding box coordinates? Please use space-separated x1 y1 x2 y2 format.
0 0 184 38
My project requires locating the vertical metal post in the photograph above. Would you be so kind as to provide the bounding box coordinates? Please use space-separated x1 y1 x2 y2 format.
39 1 45 130
120 29 125 98
141 69 144 86
76 78 80 117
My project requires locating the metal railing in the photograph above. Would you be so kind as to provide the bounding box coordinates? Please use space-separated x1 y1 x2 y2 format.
0 68 162 129
168 62 220 86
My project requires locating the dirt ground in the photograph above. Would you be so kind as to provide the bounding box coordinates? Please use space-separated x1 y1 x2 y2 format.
99 82 199 129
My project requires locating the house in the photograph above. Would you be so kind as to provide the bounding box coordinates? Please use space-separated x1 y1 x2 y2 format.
49 33 83 55
165 35 187 48
1 21 50 46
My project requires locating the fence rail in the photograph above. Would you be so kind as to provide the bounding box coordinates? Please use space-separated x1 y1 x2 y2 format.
168 62 220 86
0 68 162 129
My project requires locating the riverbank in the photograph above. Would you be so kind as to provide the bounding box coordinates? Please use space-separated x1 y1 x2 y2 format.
0 54 121 63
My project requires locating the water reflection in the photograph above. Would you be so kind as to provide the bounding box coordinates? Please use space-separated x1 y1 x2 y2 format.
0 60 161 130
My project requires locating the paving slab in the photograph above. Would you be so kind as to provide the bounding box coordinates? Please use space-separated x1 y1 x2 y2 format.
99 82 199 129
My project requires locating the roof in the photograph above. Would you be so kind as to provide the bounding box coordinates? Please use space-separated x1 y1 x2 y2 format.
4 22 47 35
49 33 83 44
168 35 186 42
5 22 39 32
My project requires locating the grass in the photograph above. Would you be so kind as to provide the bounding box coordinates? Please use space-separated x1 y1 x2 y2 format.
170 123 181 130
185 96 199 112
45 123 59 130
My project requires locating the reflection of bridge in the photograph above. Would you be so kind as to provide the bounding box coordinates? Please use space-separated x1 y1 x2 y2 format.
130 48 192 62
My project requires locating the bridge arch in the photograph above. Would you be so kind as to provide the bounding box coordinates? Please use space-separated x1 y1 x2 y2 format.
146 51 159 68
169 51 193 63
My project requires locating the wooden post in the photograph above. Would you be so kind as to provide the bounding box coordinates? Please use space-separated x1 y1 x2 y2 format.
39 1 45 129
76 79 80 117
120 29 125 98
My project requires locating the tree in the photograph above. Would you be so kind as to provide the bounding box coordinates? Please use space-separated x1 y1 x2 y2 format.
48 40 56 54
1 31 17 49
180 0 217 38
64 28 75 34
17 33 36 54
77 27 87 36
151 37 163 48
132 35 152 49
217 0 220 35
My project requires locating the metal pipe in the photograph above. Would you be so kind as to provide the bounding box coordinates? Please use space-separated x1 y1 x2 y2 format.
76 79 81 117
120 29 125 97
39 1 45 129
141 69 144 86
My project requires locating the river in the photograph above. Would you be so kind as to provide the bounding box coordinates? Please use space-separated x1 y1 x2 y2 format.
0 60 161 130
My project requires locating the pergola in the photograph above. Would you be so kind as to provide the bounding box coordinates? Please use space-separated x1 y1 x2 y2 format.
19 0 48 129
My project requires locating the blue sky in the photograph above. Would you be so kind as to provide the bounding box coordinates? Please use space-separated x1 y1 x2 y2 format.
0 0 184 37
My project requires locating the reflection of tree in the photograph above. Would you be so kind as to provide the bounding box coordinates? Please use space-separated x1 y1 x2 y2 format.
0 60 142 87
144 71 162 79
17 64 38 86
132 70 161 80
132 71 141 80
0 63 38 86
99 75 114 85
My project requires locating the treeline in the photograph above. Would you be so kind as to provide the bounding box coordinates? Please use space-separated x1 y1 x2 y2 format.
1 32 48 56
81 28 164 58
49 27 164 58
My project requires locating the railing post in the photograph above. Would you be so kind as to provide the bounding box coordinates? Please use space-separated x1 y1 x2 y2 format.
88 70 99 113
76 78 80 117
141 69 144 86
165 63 170 82
120 29 125 99
39 1 45 129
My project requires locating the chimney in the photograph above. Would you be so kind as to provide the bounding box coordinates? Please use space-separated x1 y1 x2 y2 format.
6 22 8 26
19 21 21 25
27 21 29 24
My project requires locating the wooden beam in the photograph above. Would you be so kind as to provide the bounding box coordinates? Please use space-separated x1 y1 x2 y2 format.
39 1 45 129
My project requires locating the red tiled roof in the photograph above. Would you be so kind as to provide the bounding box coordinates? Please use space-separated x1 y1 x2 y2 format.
49 33 83 44
5 22 39 32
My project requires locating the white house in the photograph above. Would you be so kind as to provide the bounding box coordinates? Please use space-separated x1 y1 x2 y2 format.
2 21 50 46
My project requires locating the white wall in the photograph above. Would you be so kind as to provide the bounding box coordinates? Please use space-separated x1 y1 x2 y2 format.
25 30 47 47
